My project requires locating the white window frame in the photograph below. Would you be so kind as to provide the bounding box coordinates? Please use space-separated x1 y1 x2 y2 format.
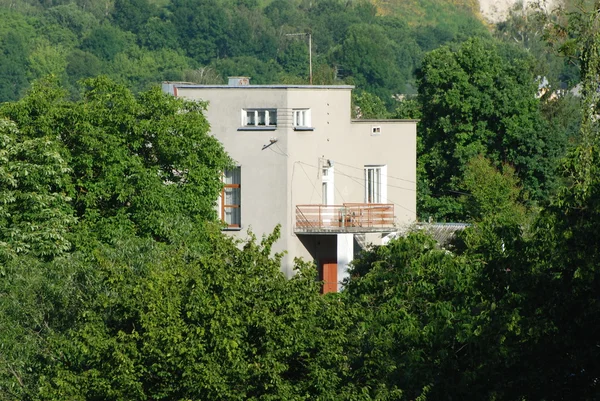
293 109 311 128
322 165 334 205
364 165 387 204
242 109 277 127
221 167 241 229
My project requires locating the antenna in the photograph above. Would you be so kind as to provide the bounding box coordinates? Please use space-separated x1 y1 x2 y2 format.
284 32 312 85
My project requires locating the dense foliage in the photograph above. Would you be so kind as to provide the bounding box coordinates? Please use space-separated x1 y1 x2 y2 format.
416 37 574 220
2 1 600 401
0 76 230 245
0 0 488 103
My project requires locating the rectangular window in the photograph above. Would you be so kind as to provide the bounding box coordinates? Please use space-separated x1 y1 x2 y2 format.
364 165 386 203
322 165 334 205
243 109 277 127
293 109 311 128
222 167 241 228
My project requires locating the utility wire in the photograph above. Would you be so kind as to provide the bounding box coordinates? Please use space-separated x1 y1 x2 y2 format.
296 161 417 215
332 160 416 184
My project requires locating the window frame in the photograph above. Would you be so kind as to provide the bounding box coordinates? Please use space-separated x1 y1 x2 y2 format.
364 165 387 204
293 109 314 131
221 167 241 229
240 108 277 130
322 165 334 205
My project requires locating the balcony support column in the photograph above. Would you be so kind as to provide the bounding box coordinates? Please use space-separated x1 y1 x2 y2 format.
336 233 354 292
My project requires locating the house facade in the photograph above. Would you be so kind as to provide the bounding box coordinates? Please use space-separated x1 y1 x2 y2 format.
162 78 417 292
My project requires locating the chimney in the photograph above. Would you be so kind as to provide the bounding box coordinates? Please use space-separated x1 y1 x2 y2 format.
228 76 250 86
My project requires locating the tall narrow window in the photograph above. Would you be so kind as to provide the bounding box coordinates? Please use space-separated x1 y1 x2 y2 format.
222 167 241 228
364 165 386 203
322 165 334 205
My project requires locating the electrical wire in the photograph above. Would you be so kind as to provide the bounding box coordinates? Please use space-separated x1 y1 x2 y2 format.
332 160 417 184
296 161 417 215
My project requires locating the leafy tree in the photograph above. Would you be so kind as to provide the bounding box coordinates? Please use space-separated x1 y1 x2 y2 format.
81 24 134 61
170 0 229 63
1 227 352 400
277 40 310 79
0 77 230 242
0 119 75 262
137 16 179 50
213 56 281 84
264 0 305 28
352 91 389 119
417 37 567 220
393 97 421 119
65 49 103 83
0 31 30 102
342 232 493 400
46 3 98 35
336 23 404 103
27 40 68 81
108 47 192 92
112 0 155 33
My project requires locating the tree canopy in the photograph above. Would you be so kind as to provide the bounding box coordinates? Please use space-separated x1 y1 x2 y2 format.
417 37 570 221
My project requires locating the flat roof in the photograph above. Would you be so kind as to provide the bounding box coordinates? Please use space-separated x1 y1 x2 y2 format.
164 82 355 90
352 119 420 123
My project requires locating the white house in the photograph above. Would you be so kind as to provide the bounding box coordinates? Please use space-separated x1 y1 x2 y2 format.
163 78 417 293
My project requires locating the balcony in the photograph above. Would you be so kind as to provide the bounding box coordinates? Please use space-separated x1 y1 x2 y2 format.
295 203 395 234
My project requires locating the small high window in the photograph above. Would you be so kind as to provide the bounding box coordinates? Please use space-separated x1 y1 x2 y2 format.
243 109 277 127
293 109 311 128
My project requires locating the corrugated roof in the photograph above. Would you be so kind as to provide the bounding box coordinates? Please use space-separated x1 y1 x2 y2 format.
417 222 469 246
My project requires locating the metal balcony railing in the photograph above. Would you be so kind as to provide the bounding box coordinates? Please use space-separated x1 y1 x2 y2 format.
295 203 395 233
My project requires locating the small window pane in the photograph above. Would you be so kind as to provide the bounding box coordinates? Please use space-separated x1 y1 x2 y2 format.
293 109 310 127
224 207 240 226
224 168 241 185
246 111 255 126
224 187 240 205
257 110 266 125
268 110 277 126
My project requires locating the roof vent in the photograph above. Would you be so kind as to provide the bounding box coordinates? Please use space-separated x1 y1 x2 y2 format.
228 76 250 86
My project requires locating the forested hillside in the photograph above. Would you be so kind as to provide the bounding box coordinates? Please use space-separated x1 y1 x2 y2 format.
0 0 490 104
3 1 600 400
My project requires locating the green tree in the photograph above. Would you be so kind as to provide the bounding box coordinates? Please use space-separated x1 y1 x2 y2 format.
212 56 281 84
0 77 230 242
336 23 404 102
0 119 75 262
352 91 389 119
111 0 155 33
46 3 98 36
342 232 493 400
0 31 30 102
0 227 352 400
170 0 229 64
81 24 134 61
417 37 567 220
27 40 69 81
137 16 179 50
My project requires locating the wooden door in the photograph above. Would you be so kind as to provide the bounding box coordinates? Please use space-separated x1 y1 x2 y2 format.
321 261 338 294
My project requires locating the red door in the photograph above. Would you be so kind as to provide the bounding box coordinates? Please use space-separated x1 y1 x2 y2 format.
321 261 338 294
